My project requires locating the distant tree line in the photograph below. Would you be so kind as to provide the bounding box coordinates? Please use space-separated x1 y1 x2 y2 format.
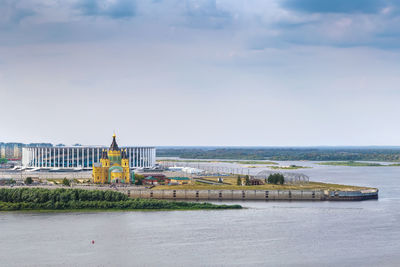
0 188 242 211
156 147 400 161
0 188 128 203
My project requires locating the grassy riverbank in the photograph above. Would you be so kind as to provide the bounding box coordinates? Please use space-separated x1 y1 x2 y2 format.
268 165 310 170
0 188 242 211
317 161 400 167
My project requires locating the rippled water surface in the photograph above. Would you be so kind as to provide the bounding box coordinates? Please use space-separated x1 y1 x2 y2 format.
1 163 400 266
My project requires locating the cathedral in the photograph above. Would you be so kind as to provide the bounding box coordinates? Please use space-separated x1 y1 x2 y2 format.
92 134 132 184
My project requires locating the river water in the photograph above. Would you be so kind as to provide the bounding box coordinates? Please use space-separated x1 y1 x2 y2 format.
1 162 400 266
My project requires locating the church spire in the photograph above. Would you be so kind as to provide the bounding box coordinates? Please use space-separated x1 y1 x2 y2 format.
121 149 128 159
101 149 108 159
110 133 120 151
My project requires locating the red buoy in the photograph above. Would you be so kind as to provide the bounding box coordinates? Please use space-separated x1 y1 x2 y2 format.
92 240 95 244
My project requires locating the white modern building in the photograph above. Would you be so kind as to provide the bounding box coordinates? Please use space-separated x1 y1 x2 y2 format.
22 146 156 169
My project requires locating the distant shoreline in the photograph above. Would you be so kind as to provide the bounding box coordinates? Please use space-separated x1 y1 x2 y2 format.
317 161 400 167
156 147 400 161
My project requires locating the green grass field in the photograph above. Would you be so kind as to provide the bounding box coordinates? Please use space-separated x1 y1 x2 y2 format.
153 179 371 191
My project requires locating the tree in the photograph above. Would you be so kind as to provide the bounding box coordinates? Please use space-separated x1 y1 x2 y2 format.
0 158 7 164
24 177 33 185
130 173 135 184
237 176 241 186
267 173 285 185
62 178 70 187
245 175 250 186
135 174 145 185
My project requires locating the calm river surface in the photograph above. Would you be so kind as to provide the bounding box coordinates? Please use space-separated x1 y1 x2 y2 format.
1 162 400 266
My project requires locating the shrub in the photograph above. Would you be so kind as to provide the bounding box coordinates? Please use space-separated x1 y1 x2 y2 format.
0 188 242 210
135 174 145 185
267 173 285 185
62 178 70 187
6 179 16 185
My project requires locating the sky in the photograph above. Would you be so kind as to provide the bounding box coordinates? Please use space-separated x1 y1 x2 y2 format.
1 0 400 146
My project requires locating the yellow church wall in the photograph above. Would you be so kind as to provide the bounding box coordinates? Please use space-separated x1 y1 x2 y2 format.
121 158 129 167
108 150 120 157
100 158 110 168
110 171 123 181
93 166 110 184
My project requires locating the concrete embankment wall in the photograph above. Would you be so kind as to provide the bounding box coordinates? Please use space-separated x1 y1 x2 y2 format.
326 189 378 201
126 189 378 201
126 189 326 201
0 185 378 201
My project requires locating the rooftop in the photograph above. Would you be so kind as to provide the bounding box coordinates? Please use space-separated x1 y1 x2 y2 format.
170 177 190 180
109 134 120 151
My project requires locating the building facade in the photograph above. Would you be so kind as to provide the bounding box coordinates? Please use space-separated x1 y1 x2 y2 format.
0 143 24 160
93 134 131 184
22 144 156 169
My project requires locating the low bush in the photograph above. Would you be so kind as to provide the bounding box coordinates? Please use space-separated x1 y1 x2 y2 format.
0 188 241 211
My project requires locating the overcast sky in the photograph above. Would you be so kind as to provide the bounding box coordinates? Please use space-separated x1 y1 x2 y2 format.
1 0 400 146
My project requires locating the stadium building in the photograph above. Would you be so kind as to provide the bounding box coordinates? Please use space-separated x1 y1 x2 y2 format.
22 141 156 170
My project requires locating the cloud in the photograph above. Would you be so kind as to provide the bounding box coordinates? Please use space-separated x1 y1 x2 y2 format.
1 0 400 51
183 0 232 29
0 0 35 26
76 0 136 19
282 0 389 14
246 0 400 50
